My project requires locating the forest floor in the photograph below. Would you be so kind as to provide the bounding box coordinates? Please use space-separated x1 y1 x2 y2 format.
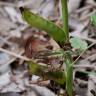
0 0 96 96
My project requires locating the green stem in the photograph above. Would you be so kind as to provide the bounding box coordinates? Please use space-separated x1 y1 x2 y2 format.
61 0 69 42
65 52 73 96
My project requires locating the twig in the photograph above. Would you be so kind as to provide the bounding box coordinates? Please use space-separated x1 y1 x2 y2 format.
87 2 96 8
73 64 96 69
0 37 13 46
17 0 34 7
75 5 92 13
0 47 47 67
74 53 96 69
0 1 17 7
70 34 96 43
0 1 36 8
80 10 96 21
0 47 30 61
73 43 96 64
83 54 96 61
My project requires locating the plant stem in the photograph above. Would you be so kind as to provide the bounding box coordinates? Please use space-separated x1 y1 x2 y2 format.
61 1 73 95
61 0 69 42
65 52 73 96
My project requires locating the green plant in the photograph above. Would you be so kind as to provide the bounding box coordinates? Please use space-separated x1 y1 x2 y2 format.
20 0 89 96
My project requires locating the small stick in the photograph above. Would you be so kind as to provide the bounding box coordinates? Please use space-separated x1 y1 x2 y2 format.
0 47 47 67
74 64 96 69
70 34 96 43
80 10 96 21
0 47 30 61
75 5 92 13
0 1 16 7
73 43 96 65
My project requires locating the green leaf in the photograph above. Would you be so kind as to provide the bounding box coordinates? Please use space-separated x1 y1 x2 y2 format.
28 61 47 76
91 13 96 26
28 61 66 85
20 7 67 45
70 37 88 51
45 71 66 85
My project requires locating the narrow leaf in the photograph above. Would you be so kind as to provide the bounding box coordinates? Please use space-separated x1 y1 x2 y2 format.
20 7 67 45
65 52 73 96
